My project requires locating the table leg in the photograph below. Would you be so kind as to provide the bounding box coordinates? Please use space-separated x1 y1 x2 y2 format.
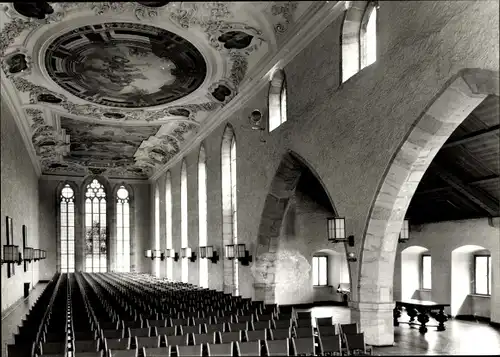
393 305 402 326
435 307 448 331
417 309 430 334
407 307 418 323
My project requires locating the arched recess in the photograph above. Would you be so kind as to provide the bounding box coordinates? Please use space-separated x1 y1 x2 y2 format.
81 175 112 272
451 244 490 318
400 245 429 301
112 183 134 273
268 69 287 132
340 1 368 82
358 69 499 345
252 150 339 303
221 124 238 294
56 181 79 272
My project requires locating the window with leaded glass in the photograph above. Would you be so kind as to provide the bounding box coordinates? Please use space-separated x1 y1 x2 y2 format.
60 184 75 273
85 179 107 272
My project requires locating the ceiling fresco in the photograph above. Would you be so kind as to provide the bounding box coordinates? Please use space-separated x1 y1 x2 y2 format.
0 1 327 179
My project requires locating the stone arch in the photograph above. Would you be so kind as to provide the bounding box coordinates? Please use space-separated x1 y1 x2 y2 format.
358 68 499 345
252 150 338 303
340 1 369 82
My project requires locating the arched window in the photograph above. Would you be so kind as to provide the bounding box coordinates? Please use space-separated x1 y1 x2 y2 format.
360 3 377 69
341 1 377 82
116 185 130 273
198 146 208 288
181 160 189 283
268 70 287 132
154 185 160 277
85 179 107 272
221 125 238 295
60 184 75 273
165 171 173 279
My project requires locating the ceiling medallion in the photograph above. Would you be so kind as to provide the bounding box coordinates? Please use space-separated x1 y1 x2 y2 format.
44 22 207 109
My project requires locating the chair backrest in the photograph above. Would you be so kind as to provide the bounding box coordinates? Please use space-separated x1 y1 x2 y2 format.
228 322 248 332
294 326 314 338
316 317 333 326
147 320 166 328
136 336 161 349
75 352 104 357
218 330 242 343
270 328 291 340
165 334 188 346
295 312 311 320
216 315 233 324
172 318 189 326
292 337 315 356
273 319 292 329
129 327 150 338
193 317 210 326
176 344 202 356
344 332 366 353
237 341 261 356
123 320 143 329
74 339 100 353
109 350 138 357
105 338 130 351
207 342 234 356
205 323 226 333
319 334 341 354
276 313 293 321
340 323 358 335
143 347 170 356
179 325 201 335
155 326 176 336
40 341 66 354
257 314 274 321
253 320 271 330
74 330 97 340
245 329 267 342
236 315 253 323
99 321 119 330
318 324 337 337
294 319 312 328
192 332 216 345
265 339 289 356
102 329 124 339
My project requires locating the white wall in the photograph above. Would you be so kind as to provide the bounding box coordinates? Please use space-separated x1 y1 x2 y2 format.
399 246 428 301
393 218 499 322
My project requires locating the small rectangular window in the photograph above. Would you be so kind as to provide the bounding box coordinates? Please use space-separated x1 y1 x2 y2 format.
312 256 328 286
474 255 491 295
421 255 431 290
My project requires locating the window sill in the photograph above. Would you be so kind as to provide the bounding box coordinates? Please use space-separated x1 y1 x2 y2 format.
313 285 333 288
470 294 491 298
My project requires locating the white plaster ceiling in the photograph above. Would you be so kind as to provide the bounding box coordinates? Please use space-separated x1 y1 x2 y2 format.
0 1 340 179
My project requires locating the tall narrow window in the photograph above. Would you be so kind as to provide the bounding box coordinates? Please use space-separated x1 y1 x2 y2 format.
361 4 377 69
85 179 107 272
181 160 188 283
198 147 208 288
116 185 130 272
165 171 173 280
155 185 160 277
221 125 238 295
474 255 491 295
60 184 75 273
312 256 328 286
268 70 287 132
421 254 432 290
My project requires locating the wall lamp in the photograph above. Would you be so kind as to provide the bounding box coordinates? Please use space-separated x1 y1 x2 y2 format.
347 251 357 262
328 217 354 247
398 219 410 243
145 249 153 260
225 243 252 266
199 246 219 264
166 249 179 262
33 249 41 262
23 247 33 271
182 247 197 263
1 245 22 265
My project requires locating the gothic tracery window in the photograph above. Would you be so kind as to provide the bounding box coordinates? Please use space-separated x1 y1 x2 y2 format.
60 184 75 273
116 185 130 272
85 179 107 272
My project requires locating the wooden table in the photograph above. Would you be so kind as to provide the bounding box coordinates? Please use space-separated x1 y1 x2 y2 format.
394 299 450 333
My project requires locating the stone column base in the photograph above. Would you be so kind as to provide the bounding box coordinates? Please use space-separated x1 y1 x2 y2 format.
349 301 395 346
253 283 276 304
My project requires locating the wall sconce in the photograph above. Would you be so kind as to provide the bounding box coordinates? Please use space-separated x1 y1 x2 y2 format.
153 249 164 261
398 219 410 243
347 251 357 262
167 249 179 262
182 247 197 263
236 243 252 266
23 247 33 263
41 250 46 260
225 244 235 260
2 245 22 265
328 217 354 246
33 249 40 262
145 249 153 260
200 246 219 264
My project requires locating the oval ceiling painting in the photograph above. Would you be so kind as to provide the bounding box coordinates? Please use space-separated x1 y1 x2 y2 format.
44 22 207 108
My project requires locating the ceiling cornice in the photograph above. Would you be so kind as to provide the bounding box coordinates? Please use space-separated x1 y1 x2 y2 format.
39 174 150 185
1 73 42 177
150 1 349 182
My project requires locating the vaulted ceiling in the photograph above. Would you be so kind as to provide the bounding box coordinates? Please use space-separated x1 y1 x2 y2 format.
0 1 338 179
407 95 500 224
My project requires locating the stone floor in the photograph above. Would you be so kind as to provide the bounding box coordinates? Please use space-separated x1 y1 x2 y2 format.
298 305 500 355
1 282 47 357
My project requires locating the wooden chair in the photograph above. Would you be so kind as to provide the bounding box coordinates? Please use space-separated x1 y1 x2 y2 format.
237 340 262 356
207 342 234 356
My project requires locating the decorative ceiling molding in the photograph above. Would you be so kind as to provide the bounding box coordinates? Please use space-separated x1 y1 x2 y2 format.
150 1 349 181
